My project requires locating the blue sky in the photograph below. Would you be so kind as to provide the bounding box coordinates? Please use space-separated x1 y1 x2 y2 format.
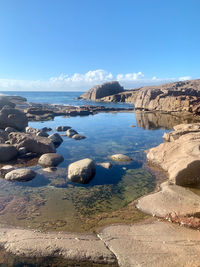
0 0 199 91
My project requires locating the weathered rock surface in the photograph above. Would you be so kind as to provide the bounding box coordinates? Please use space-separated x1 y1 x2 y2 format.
100 89 138 103
147 124 200 185
134 79 200 114
0 227 117 265
0 144 18 162
9 132 56 154
0 106 28 131
68 158 96 184
48 133 63 147
99 220 200 267
110 154 131 162
5 168 36 182
38 153 64 167
80 81 124 100
137 182 200 218
0 96 16 109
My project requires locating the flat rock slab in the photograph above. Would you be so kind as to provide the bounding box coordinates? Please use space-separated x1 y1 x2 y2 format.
0 227 117 265
136 182 200 217
98 220 200 267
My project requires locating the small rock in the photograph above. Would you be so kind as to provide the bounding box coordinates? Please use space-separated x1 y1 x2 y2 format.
98 162 112 169
36 131 49 137
41 127 52 132
0 165 15 178
56 126 71 132
38 153 64 167
68 158 96 184
5 127 17 133
130 125 136 128
43 167 57 172
110 154 132 162
66 129 78 137
5 169 36 182
48 133 63 147
72 134 86 140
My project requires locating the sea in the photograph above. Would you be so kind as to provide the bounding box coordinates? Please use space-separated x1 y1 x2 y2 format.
0 91 195 233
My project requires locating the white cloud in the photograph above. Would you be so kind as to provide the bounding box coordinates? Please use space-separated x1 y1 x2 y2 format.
0 69 193 91
179 76 191 81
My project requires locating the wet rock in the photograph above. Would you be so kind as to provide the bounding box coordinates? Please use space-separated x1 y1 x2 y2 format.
25 126 40 135
48 133 63 147
5 127 18 133
0 144 18 162
9 132 56 154
0 106 28 131
55 126 71 131
68 158 96 184
110 154 132 162
98 162 112 169
0 165 15 178
72 134 86 140
38 153 64 167
66 129 78 137
41 127 52 132
36 131 49 137
5 168 36 182
80 81 124 100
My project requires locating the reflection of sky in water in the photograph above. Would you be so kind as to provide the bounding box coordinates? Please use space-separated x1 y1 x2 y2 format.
0 112 169 232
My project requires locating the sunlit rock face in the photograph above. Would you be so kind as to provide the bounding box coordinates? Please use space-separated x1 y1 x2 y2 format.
134 79 200 114
80 81 124 100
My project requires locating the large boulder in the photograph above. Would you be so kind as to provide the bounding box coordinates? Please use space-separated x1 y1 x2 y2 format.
134 79 200 114
8 132 56 155
68 158 96 184
0 144 18 162
0 96 16 109
5 168 36 182
80 81 124 101
147 124 200 186
38 153 64 167
0 106 28 131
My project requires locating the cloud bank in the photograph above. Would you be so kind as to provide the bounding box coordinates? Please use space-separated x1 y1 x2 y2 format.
0 69 192 91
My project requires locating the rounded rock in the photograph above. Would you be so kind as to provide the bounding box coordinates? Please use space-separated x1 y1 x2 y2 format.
68 158 96 184
5 169 36 182
72 134 86 140
66 129 78 137
110 154 132 162
0 144 18 162
38 153 64 167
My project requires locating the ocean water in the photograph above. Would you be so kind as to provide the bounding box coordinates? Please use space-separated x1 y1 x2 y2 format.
0 91 134 109
0 91 193 233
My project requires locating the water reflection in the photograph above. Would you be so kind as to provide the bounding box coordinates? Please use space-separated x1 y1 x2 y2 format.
135 111 200 130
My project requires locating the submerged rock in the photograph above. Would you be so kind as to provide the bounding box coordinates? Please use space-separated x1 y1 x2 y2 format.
68 158 96 184
72 134 86 140
98 162 113 169
5 169 36 182
38 153 64 167
0 144 18 162
110 154 132 162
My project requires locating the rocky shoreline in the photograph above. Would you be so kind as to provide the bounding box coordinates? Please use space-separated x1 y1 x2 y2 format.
1 83 200 265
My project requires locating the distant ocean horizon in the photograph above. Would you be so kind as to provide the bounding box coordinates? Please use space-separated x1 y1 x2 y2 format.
0 91 133 109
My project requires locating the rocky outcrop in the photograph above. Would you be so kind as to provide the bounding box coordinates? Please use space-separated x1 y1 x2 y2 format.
147 123 200 185
134 79 200 113
68 158 96 184
8 132 56 155
80 81 124 100
38 153 64 167
100 89 139 103
0 106 28 131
